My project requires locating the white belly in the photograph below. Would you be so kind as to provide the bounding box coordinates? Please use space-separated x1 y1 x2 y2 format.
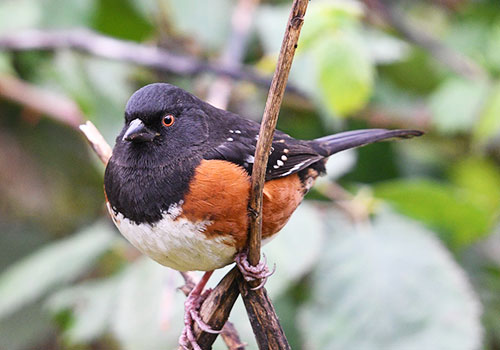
107 202 237 271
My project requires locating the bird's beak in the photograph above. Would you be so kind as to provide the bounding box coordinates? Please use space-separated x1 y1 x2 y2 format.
122 119 156 142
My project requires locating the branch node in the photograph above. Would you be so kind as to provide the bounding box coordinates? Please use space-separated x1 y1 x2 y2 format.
291 16 304 28
247 205 259 219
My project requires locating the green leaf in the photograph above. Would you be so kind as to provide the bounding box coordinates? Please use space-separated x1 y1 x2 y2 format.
374 179 493 249
40 51 135 143
300 211 483 350
110 258 184 350
299 1 363 50
40 0 95 28
0 302 54 350
165 0 233 51
46 278 119 343
0 53 13 75
257 2 373 117
255 5 289 55
429 77 488 134
92 0 154 41
473 81 500 145
263 202 326 295
0 221 116 319
449 157 500 214
0 0 41 35
485 23 500 74
313 31 374 117
363 29 410 64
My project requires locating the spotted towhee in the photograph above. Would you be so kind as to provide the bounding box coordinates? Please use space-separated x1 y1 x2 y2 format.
104 83 422 348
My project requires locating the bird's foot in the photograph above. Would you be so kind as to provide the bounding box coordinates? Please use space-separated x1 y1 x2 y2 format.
179 272 221 350
235 251 276 290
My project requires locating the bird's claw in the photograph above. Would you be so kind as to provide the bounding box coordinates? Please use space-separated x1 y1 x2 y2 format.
178 281 221 350
235 251 276 290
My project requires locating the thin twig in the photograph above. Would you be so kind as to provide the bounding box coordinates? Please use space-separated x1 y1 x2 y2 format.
0 75 84 128
247 0 308 268
178 271 198 296
220 322 247 350
79 121 112 165
240 1 308 349
0 29 303 95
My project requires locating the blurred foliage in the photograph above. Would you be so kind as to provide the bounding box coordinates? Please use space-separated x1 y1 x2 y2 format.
0 0 500 349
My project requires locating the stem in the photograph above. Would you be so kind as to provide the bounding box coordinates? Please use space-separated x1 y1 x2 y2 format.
0 29 304 95
241 1 309 349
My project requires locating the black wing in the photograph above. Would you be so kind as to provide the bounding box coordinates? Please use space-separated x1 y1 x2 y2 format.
204 126 323 181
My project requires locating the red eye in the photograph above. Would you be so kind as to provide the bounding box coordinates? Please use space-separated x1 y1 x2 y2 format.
162 114 175 127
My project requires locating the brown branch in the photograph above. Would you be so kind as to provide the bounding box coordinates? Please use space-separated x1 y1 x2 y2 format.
238 284 289 350
183 1 262 347
240 0 308 349
0 29 304 95
79 121 112 165
0 75 84 128
187 1 309 348
247 0 308 268
179 269 245 350
178 271 199 296
220 322 247 350
192 268 243 349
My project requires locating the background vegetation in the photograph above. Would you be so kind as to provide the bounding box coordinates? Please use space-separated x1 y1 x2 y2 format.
0 0 498 349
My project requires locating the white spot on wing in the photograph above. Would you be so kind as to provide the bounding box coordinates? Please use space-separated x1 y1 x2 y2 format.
246 155 255 163
277 160 284 166
281 155 288 161
235 130 241 134
281 160 307 176
227 137 234 141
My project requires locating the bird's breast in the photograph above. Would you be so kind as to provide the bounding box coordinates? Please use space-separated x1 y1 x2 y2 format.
107 201 237 271
105 159 309 272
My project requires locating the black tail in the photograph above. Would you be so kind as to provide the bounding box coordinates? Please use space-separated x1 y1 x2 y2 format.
313 129 423 157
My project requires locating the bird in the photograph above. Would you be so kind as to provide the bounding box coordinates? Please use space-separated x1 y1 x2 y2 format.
103 83 422 349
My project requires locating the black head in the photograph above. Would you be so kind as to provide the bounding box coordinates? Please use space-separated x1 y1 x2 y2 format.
112 83 210 167
105 83 214 223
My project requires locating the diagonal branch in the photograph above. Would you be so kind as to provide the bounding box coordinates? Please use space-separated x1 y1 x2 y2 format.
247 0 308 272
0 29 303 95
240 0 309 349
187 1 309 348
0 74 84 128
179 270 245 350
